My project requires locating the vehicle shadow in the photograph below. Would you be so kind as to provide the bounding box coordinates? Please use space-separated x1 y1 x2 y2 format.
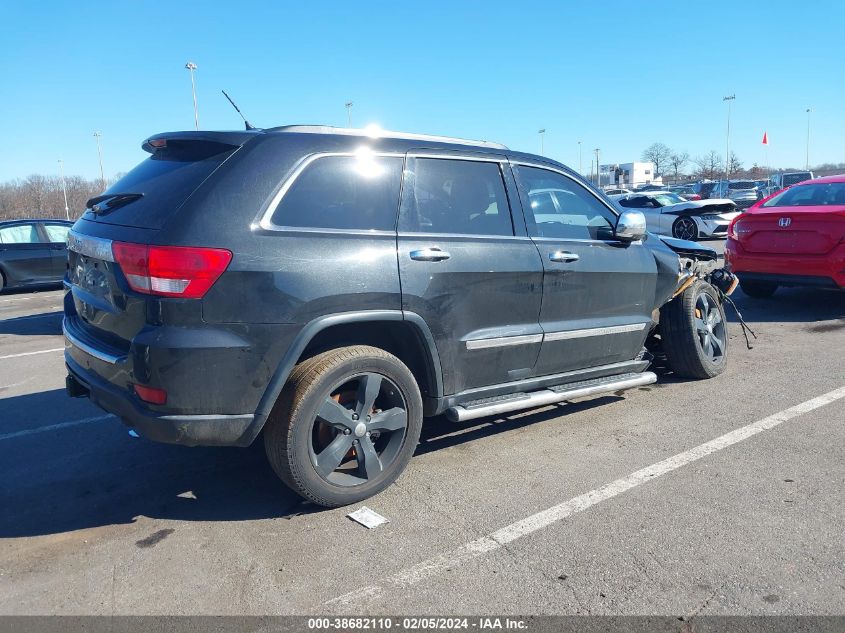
0 388 622 538
0 311 63 336
728 287 845 325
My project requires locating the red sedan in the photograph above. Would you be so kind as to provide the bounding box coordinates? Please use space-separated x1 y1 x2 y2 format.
725 174 845 297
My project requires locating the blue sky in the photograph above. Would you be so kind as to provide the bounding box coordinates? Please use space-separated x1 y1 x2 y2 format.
1 1 843 181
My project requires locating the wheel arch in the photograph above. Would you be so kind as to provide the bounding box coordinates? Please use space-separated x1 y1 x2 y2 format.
243 311 443 445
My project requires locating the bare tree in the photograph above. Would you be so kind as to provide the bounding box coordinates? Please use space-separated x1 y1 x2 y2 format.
641 143 673 175
693 151 724 180
667 151 690 182
728 152 743 176
0 173 107 220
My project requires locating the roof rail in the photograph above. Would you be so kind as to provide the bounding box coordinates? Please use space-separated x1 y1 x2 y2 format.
266 125 509 150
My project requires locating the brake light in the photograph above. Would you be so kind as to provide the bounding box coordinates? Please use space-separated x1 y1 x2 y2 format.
133 384 167 405
728 217 749 240
111 242 232 298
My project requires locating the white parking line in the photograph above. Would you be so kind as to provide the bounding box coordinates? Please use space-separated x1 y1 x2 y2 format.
327 384 845 608
0 348 64 361
0 414 114 441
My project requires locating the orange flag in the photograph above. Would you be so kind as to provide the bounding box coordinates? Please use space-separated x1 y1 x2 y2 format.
762 132 768 145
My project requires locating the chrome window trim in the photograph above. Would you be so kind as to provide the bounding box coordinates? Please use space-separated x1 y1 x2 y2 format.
408 153 507 164
67 230 114 262
257 151 405 232
543 322 648 342
466 334 543 351
63 322 126 365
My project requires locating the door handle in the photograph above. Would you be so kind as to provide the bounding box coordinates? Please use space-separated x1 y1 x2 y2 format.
548 251 580 263
410 247 451 262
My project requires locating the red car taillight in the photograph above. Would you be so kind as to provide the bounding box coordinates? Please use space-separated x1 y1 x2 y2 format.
111 242 232 299
133 383 167 405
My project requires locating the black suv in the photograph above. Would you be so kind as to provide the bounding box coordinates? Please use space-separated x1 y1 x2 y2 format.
64 126 730 506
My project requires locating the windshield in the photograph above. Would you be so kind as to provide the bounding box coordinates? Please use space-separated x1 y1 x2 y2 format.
762 182 845 207
782 172 812 187
652 193 686 205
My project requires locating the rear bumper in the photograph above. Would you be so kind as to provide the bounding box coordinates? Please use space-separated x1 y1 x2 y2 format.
725 239 845 288
65 348 261 448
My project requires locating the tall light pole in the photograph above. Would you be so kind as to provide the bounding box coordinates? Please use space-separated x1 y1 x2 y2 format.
805 107 812 170
185 61 199 130
723 94 735 181
345 101 354 127
594 148 601 186
58 159 70 220
93 132 106 191
538 129 546 155
577 140 582 175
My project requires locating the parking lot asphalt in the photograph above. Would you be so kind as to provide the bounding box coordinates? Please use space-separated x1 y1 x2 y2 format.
1 241 844 616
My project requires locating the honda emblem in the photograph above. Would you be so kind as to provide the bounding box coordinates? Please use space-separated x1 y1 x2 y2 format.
778 217 791 228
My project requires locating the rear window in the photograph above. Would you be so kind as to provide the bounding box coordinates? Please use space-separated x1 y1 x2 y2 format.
762 182 845 207
270 154 403 231
782 173 812 187
83 140 237 229
729 181 756 190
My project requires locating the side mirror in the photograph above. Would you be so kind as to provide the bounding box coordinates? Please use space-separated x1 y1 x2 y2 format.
615 210 647 241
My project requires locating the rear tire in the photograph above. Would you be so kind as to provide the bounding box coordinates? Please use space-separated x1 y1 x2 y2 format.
264 345 423 508
660 280 727 379
739 279 778 298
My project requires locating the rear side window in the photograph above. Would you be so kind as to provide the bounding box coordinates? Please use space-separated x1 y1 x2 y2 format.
43 224 71 243
270 155 403 231
400 158 513 236
0 224 41 244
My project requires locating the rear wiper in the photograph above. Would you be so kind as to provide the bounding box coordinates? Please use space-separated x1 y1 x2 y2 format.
86 193 144 214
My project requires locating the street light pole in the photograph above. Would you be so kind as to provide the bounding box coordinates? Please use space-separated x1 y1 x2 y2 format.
805 108 812 170
93 132 106 191
345 101 354 127
578 140 582 175
594 148 601 186
185 62 199 130
723 94 735 182
538 129 546 155
58 159 70 220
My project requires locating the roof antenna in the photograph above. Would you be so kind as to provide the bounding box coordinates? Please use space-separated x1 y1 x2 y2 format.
221 90 256 130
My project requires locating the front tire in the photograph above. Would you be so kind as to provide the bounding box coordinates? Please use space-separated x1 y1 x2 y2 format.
264 345 423 507
660 280 727 379
672 216 700 241
739 279 778 298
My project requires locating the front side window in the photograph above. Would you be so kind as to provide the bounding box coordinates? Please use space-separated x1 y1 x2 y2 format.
401 158 513 236
517 166 616 240
43 224 71 243
270 154 403 231
0 224 41 244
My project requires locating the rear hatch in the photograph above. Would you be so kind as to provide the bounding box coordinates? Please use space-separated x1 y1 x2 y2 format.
735 207 845 255
66 132 251 352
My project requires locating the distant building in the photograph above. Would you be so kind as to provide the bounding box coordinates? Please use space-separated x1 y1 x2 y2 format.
599 162 663 188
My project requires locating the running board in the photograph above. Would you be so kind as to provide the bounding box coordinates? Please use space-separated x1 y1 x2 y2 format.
446 372 657 422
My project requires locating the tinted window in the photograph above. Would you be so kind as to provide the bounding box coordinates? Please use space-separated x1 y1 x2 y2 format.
517 166 616 240
782 172 812 187
401 158 513 236
0 224 41 244
43 224 71 243
271 154 402 231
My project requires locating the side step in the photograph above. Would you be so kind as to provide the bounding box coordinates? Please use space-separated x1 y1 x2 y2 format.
446 371 657 422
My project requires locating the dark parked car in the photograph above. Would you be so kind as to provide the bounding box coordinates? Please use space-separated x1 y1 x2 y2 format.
0 219 72 292
692 181 718 199
63 126 731 507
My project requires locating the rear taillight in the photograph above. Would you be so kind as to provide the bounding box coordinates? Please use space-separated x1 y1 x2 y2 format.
728 217 748 240
111 242 232 298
